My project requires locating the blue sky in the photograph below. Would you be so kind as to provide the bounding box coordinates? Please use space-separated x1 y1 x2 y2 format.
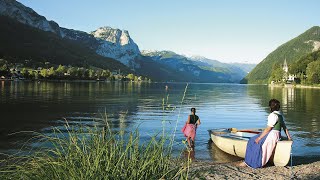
17 0 320 63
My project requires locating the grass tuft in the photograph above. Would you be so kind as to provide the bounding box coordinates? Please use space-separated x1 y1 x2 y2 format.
0 114 192 180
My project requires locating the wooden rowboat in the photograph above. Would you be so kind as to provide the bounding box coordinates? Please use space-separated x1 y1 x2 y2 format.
208 128 293 166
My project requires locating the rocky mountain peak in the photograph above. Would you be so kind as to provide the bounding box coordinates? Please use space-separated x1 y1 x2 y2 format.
188 55 210 61
0 1 141 67
141 50 178 57
91 27 134 46
89 26 140 66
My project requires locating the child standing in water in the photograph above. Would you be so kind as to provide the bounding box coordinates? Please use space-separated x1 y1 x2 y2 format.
182 108 201 150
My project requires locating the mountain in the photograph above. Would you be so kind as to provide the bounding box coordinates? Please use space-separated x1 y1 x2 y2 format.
61 27 141 67
1 0 254 82
242 26 320 84
141 50 252 83
0 0 141 68
0 0 64 36
133 56 195 82
187 55 256 78
0 15 130 72
187 55 228 67
229 63 257 74
90 27 140 66
0 0 187 82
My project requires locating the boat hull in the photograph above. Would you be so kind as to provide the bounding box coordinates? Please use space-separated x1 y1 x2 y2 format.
209 128 293 167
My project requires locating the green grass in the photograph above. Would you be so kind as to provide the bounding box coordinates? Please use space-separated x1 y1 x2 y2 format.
0 116 191 179
0 84 193 180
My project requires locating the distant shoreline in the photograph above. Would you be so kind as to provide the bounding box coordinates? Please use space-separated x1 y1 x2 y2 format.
269 84 320 89
0 79 150 83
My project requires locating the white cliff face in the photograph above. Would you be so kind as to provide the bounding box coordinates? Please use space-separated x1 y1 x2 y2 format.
91 27 141 66
0 0 64 36
0 0 141 68
305 40 320 52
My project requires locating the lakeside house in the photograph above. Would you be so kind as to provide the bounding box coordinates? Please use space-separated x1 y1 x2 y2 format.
282 59 296 83
270 58 296 84
111 69 123 80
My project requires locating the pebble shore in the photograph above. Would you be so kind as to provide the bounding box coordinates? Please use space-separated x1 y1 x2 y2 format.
189 160 320 179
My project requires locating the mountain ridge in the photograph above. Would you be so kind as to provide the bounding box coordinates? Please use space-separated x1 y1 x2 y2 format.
142 50 256 83
0 0 141 67
242 26 320 84
0 15 131 73
1 0 256 83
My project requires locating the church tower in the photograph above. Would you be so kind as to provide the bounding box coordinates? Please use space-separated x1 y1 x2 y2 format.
283 58 288 73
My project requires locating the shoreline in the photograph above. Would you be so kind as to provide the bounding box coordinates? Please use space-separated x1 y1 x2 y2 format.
269 83 320 89
190 160 320 179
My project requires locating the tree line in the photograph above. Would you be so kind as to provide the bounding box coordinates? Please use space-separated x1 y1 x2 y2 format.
0 60 150 82
269 50 320 85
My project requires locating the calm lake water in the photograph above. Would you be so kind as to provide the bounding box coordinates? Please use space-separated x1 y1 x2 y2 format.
0 81 320 163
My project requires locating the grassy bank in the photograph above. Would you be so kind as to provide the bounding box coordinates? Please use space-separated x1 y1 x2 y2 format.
0 116 191 179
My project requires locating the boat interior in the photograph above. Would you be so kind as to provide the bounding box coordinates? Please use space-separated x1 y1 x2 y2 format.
210 128 290 141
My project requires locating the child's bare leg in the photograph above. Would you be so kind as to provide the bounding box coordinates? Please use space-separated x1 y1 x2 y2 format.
187 137 191 148
191 138 195 148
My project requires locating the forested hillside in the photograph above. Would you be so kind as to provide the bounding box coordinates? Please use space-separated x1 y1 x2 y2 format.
242 26 320 84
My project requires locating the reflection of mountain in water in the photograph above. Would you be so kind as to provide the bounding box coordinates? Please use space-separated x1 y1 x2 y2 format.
1 82 320 162
0 81 159 154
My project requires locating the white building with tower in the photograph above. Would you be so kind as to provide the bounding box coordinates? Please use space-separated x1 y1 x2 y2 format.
282 59 295 82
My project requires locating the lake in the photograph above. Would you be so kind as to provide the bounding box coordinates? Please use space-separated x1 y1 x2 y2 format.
0 81 319 164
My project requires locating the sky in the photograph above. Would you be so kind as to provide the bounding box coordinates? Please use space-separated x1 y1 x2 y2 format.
17 0 320 64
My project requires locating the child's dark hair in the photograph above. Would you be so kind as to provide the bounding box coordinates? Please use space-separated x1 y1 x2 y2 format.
191 107 196 113
269 99 280 112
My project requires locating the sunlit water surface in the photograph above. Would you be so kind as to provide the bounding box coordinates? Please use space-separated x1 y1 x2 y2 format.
1 81 319 163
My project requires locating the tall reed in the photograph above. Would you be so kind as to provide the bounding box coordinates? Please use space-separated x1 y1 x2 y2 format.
0 115 191 179
0 84 192 179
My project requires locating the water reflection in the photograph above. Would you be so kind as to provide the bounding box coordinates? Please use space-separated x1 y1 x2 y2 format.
0 82 319 162
0 81 157 153
208 140 242 163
